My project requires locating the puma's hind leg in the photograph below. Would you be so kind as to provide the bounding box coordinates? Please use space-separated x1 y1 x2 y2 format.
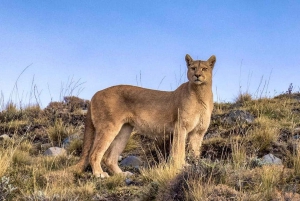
103 123 133 176
70 105 94 174
89 123 123 178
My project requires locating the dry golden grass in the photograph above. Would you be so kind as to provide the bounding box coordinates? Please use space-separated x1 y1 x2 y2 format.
248 116 280 151
231 138 247 169
0 145 15 177
235 92 252 104
47 118 76 146
140 161 181 189
184 179 210 201
1 92 300 200
292 148 300 177
256 165 284 199
104 174 126 190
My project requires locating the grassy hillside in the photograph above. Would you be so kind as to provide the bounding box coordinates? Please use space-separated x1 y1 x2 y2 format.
1 92 300 200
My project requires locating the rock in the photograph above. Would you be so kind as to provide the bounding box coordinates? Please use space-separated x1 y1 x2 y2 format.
92 194 107 201
62 132 82 148
294 135 300 140
44 147 67 156
125 178 133 185
118 155 123 162
292 128 300 139
294 127 300 133
0 134 10 140
120 156 142 168
261 154 282 165
80 109 88 115
224 110 255 124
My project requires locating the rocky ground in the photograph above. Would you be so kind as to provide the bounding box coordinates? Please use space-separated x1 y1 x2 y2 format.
1 93 300 200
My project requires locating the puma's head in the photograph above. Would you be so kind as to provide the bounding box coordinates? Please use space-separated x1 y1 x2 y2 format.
185 54 216 85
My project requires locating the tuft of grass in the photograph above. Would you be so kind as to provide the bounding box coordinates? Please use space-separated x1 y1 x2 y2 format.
0 146 16 177
141 162 180 187
22 104 45 123
66 138 83 155
256 166 283 199
235 92 252 104
140 162 181 200
185 179 209 200
103 174 126 190
186 183 241 201
12 149 32 166
248 117 279 151
231 138 247 169
0 102 22 122
292 149 300 177
246 97 294 121
40 155 76 171
23 170 95 200
47 118 75 146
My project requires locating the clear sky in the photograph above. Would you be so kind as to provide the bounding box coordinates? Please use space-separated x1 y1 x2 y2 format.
1 1 299 108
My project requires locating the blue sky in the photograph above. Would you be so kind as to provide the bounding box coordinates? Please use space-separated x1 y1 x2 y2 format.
0 1 299 108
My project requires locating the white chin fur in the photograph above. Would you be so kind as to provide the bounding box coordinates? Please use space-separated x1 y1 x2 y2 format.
194 80 202 84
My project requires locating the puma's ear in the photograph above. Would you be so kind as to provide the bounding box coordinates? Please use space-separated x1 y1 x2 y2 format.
207 55 216 68
185 54 193 67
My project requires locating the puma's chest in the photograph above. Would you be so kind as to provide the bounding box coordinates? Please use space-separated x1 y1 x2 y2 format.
180 106 212 132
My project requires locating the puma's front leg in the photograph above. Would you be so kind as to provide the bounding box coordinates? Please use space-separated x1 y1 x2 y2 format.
170 126 187 168
187 130 206 158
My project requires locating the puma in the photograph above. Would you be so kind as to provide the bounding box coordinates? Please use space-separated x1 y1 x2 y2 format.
74 54 216 178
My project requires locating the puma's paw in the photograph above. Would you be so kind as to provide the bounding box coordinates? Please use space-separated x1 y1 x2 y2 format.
120 171 133 177
94 172 110 178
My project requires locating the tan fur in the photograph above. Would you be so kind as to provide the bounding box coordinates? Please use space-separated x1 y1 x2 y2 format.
74 54 216 178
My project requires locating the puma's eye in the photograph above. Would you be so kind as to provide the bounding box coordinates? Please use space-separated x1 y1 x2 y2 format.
202 68 208 71
191 67 196 71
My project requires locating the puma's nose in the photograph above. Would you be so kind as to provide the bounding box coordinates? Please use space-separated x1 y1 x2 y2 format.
195 74 201 78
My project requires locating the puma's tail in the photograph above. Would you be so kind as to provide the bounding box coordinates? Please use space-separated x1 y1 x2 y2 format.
71 104 95 173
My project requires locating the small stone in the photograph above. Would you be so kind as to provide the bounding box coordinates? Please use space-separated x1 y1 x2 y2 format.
125 178 133 185
44 147 67 156
261 154 282 165
91 194 106 201
120 156 142 168
294 135 300 140
0 134 10 140
118 155 123 161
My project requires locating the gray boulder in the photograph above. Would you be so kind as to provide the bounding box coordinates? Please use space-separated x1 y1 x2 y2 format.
261 154 282 165
224 110 255 124
120 156 142 168
44 147 67 156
